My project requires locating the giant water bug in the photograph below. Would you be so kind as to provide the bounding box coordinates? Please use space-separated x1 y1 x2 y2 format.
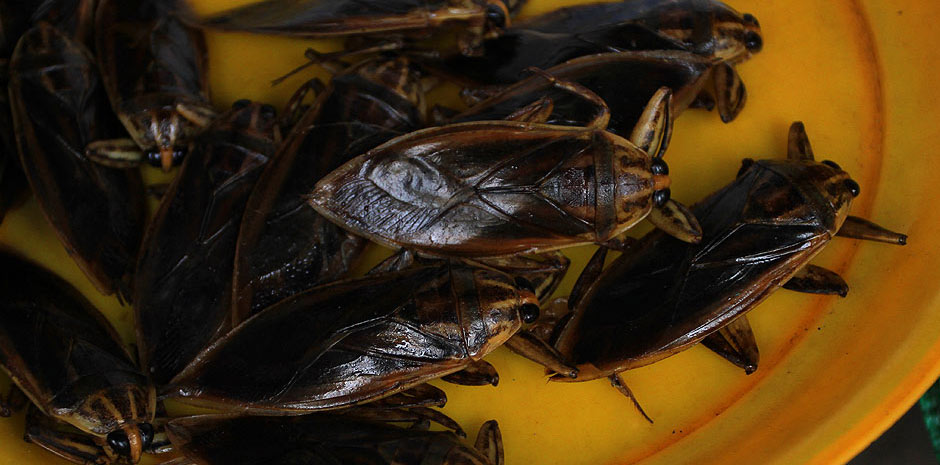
550 122 907 419
309 77 702 258
0 250 156 464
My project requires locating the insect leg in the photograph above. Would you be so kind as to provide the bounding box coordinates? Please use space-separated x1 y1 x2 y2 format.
85 138 144 168
24 405 107 463
629 87 673 159
787 121 815 161
504 330 578 378
782 264 849 296
608 374 653 424
460 85 507 106
504 97 555 123
713 63 747 123
280 77 326 129
836 216 908 245
272 40 405 85
474 420 504 465
702 316 760 375
442 360 500 386
648 199 703 244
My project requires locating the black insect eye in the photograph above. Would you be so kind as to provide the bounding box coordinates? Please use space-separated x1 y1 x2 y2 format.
514 276 535 293
172 149 187 165
822 160 841 170
232 99 251 110
742 13 760 28
485 3 508 29
745 31 763 52
653 188 671 207
520 303 540 324
139 423 154 449
260 104 277 120
146 151 161 167
651 159 669 176
107 430 130 455
844 179 860 197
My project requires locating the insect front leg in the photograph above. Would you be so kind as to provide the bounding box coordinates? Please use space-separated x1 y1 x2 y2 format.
24 406 107 464
647 197 703 244
504 97 554 123
836 216 908 245
280 77 326 129
85 138 144 168
712 63 746 123
473 420 504 465
442 360 500 386
504 331 578 378
782 264 849 296
702 315 760 375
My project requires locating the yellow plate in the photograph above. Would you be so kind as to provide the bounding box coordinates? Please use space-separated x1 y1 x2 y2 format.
1 0 937 463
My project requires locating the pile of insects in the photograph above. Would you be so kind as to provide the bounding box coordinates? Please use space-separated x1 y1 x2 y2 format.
0 0 908 463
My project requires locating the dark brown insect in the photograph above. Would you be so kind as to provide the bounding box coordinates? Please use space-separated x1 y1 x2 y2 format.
87 0 215 172
167 260 543 412
309 82 701 258
435 0 761 86
452 50 745 136
8 22 145 300
0 250 156 464
550 123 907 414
0 0 99 224
198 0 513 57
134 102 280 388
165 413 503 465
233 56 427 323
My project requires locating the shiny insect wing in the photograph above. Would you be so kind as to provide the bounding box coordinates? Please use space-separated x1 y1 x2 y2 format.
308 121 663 257
436 0 760 86
92 0 213 171
233 57 425 323
519 0 763 62
166 414 501 465
134 103 279 388
451 50 741 137
8 22 145 299
553 157 859 380
0 250 155 463
199 0 511 56
170 262 538 412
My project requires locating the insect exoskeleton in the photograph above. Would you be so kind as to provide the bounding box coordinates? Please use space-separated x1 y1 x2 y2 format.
166 261 541 413
547 122 907 420
0 251 156 464
198 0 513 57
308 80 701 258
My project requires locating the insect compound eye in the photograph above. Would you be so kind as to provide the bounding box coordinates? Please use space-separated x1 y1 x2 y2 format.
742 13 760 28
145 151 162 168
650 158 669 176
232 99 251 110
744 31 763 53
106 430 130 456
172 148 187 166
520 303 540 324
653 188 671 208
485 2 508 30
514 276 535 294
822 160 842 170
260 104 277 121
844 179 860 197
